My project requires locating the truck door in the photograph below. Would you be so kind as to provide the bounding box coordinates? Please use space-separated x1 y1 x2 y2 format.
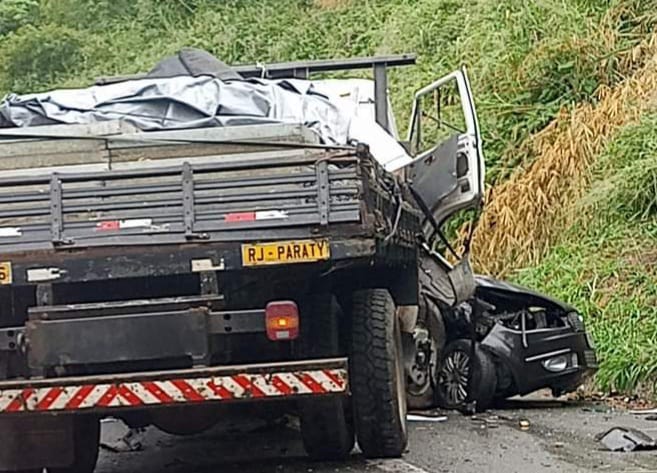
405 67 485 230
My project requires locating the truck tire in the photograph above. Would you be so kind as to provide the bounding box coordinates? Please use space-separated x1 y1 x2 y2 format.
406 299 446 410
51 417 100 473
300 294 355 460
152 406 219 436
300 397 355 460
436 339 497 412
350 288 407 458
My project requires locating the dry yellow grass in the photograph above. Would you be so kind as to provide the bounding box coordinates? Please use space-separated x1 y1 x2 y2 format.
470 33 657 276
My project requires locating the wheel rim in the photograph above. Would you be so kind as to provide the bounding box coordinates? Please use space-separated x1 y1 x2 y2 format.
438 349 471 406
406 327 438 397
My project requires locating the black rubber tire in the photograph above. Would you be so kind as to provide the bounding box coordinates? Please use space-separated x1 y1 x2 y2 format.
152 407 219 436
299 293 342 358
436 339 497 412
300 397 355 460
299 294 355 460
350 288 408 458
51 417 100 473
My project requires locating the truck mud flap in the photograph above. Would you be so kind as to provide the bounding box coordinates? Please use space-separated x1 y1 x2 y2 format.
0 358 348 415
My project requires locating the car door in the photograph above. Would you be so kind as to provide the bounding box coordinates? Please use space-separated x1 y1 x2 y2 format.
405 67 485 231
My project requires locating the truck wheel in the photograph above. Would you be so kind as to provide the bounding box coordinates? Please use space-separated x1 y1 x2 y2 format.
299 294 355 460
436 339 497 412
152 407 219 436
350 288 407 458
51 417 100 473
300 397 355 460
406 299 446 410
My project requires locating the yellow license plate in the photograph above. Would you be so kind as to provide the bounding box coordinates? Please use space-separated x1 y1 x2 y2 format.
0 262 12 285
242 240 330 267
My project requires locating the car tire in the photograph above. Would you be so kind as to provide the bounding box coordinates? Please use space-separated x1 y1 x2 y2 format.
350 288 408 458
299 294 355 460
51 416 100 473
436 339 497 412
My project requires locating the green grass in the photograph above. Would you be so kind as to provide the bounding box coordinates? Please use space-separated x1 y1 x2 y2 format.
515 115 657 393
0 0 655 179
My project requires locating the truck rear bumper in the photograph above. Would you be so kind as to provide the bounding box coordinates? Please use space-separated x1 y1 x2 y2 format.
0 357 348 416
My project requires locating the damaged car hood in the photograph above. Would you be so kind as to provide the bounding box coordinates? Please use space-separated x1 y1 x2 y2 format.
474 275 576 313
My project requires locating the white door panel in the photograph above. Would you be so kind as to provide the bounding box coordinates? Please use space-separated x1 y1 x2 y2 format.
405 67 484 229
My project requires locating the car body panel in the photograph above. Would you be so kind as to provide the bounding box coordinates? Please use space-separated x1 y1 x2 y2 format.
474 276 597 397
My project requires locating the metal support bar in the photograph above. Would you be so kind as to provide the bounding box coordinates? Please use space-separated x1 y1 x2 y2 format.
207 309 265 335
28 295 225 321
235 54 416 77
181 162 198 239
35 284 54 307
49 174 65 245
374 63 389 132
316 161 330 225
96 54 416 85
290 67 309 79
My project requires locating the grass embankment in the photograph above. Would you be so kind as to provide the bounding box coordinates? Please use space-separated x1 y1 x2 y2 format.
472 35 657 393
516 114 657 393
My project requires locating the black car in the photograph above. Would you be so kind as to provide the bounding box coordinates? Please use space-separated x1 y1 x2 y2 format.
404 258 598 412
433 276 598 411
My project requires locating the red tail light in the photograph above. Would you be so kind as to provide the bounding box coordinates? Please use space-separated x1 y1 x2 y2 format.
265 301 299 341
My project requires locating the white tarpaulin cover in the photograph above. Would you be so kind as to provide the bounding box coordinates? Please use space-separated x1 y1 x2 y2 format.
0 61 411 171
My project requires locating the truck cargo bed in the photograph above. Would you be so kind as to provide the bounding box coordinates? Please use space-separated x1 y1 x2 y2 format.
0 124 368 254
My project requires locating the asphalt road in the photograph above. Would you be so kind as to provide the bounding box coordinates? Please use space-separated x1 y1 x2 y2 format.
97 397 657 473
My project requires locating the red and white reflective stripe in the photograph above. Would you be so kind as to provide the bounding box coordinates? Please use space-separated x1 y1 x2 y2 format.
96 219 152 231
224 210 288 222
0 368 347 414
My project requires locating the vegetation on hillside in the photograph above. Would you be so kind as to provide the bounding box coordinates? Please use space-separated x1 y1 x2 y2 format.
0 0 655 179
471 38 657 275
2 0 657 393
516 115 657 392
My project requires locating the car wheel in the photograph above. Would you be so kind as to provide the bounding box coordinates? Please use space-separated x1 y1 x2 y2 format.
436 339 497 412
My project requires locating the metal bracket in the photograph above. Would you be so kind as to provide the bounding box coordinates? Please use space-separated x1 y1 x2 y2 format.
49 174 72 246
0 327 22 352
182 162 207 240
373 63 389 132
316 160 330 226
199 271 219 296
27 267 65 283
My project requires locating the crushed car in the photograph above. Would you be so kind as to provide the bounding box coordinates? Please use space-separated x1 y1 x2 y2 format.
405 246 598 411
438 274 598 411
